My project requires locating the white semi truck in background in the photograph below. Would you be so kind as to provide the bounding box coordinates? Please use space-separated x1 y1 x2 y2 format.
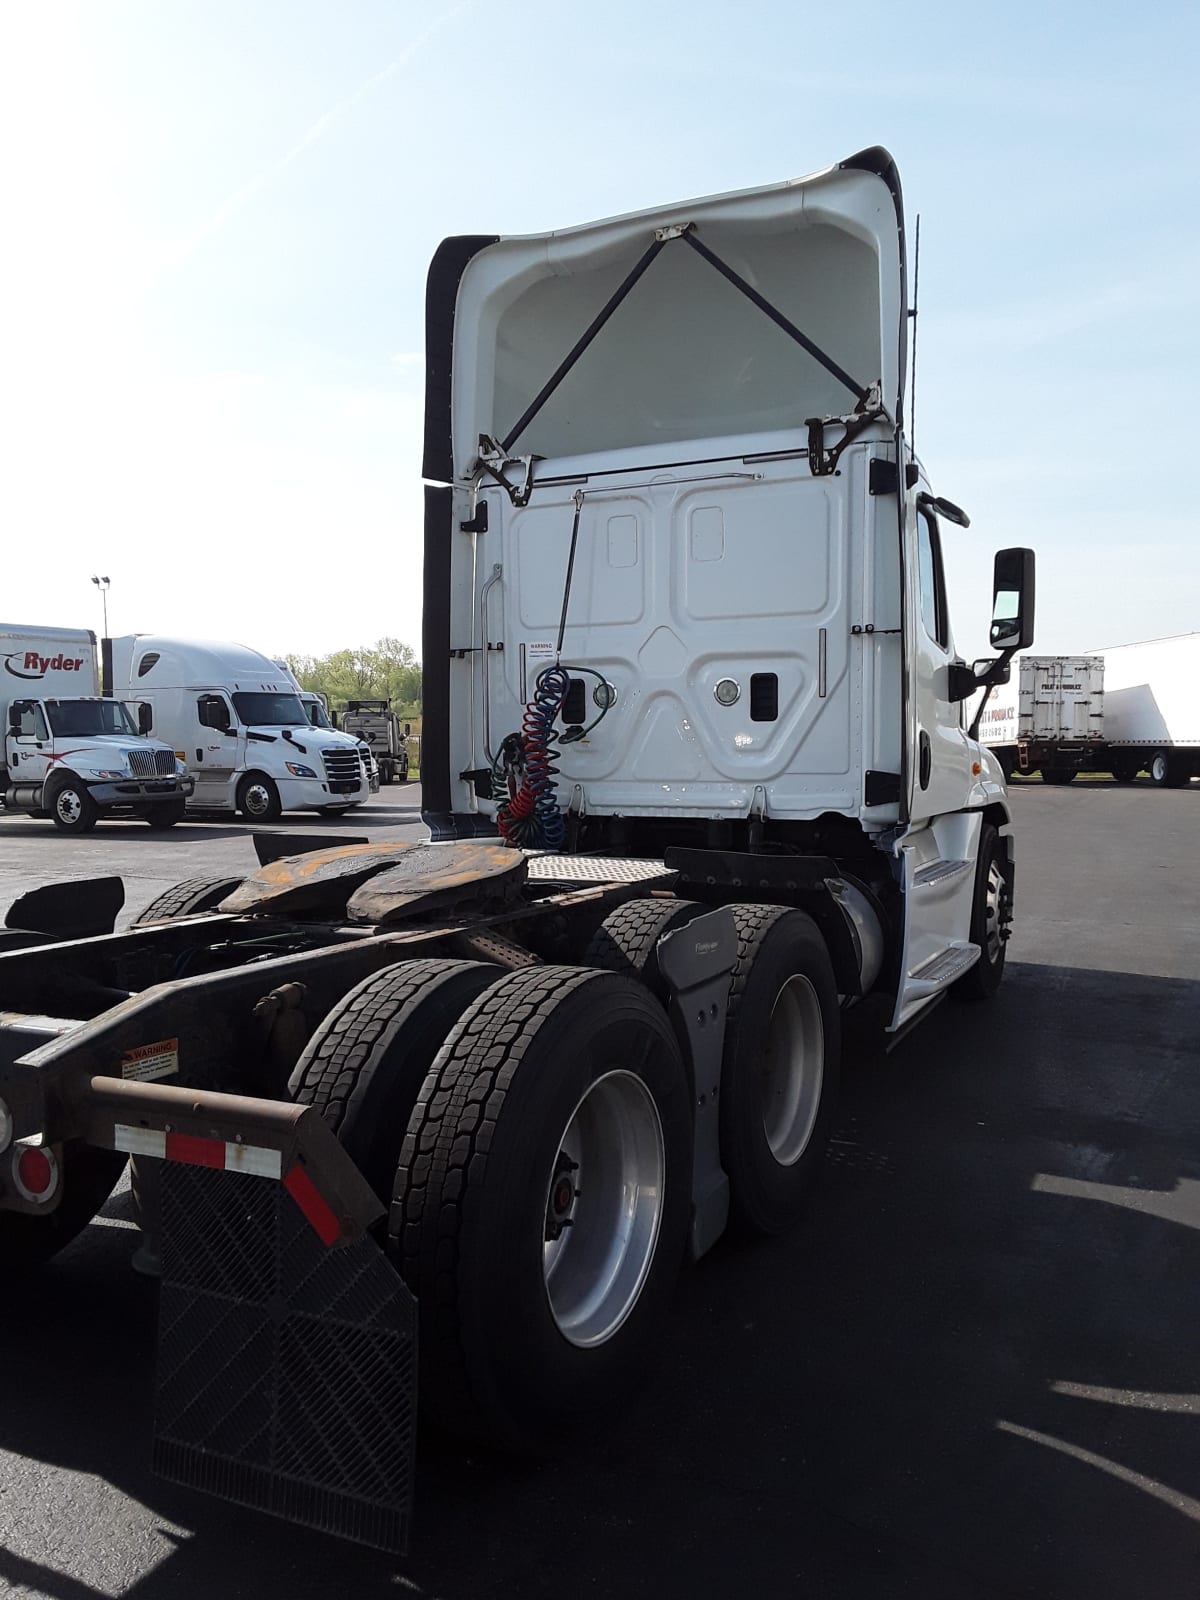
110 635 371 820
0 623 192 831
0 149 1037 1551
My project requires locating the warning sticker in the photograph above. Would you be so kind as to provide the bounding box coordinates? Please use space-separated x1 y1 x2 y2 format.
525 640 556 663
120 1039 179 1083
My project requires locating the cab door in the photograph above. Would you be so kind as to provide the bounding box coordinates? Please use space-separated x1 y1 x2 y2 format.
191 692 238 802
6 700 52 788
905 501 971 825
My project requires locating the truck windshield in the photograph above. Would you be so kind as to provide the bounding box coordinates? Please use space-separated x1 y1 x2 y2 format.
305 702 332 730
44 700 138 738
232 692 307 727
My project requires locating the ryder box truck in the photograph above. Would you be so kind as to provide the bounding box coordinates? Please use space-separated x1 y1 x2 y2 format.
0 624 192 831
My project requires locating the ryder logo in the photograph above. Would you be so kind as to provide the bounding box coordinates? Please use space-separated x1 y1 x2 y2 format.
3 651 86 681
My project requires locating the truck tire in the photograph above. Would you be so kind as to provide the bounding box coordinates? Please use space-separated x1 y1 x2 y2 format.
288 959 502 1201
1150 750 1188 789
143 800 187 829
718 905 840 1235
953 823 1008 1001
582 897 704 999
131 875 244 925
1110 754 1140 783
996 749 1016 782
0 1145 127 1273
237 772 282 822
393 966 692 1447
46 775 100 834
1040 769 1077 785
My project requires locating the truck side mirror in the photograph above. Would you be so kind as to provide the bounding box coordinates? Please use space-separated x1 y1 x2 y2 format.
8 707 21 733
404 723 411 736
990 548 1036 650
973 658 1010 686
138 702 153 736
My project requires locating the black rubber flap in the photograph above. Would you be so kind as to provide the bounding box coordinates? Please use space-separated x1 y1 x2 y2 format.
4 876 124 937
154 1164 417 1553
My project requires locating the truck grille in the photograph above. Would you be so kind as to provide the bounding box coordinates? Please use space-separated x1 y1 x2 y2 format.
126 749 176 778
321 747 364 794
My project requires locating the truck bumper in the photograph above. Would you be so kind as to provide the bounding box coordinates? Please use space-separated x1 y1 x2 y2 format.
278 776 368 812
88 778 194 806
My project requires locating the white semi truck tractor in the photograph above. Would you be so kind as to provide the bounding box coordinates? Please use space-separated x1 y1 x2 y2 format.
0 150 1034 1552
110 635 371 820
0 623 193 831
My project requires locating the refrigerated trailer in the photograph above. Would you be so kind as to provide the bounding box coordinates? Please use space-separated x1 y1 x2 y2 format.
977 655 1105 783
0 148 1035 1552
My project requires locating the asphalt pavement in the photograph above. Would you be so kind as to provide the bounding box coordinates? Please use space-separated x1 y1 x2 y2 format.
0 779 1196 1599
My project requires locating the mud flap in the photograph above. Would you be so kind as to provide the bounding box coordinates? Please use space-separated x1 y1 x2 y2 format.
154 1163 417 1554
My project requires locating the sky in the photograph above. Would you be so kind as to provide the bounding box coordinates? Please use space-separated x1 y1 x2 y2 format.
1 0 1197 664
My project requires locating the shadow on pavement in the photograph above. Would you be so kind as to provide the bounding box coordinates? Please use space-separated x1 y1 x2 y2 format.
0 959 1196 1599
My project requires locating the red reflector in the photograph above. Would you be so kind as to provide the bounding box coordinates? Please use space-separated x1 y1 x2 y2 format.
284 1164 342 1247
165 1132 226 1169
17 1146 54 1196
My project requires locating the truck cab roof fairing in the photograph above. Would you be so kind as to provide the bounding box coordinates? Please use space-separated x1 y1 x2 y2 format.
430 150 907 484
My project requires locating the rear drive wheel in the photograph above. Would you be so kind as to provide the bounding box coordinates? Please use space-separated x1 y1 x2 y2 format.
953 823 1009 1001
289 959 502 1202
1150 750 1188 788
1040 769 1077 785
582 896 703 999
718 905 840 1235
237 772 282 822
46 776 99 834
143 800 187 829
0 1146 127 1272
131 875 244 925
393 966 691 1447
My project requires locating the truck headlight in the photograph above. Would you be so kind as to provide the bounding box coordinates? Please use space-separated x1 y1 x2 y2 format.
85 768 127 780
175 759 187 777
286 762 317 778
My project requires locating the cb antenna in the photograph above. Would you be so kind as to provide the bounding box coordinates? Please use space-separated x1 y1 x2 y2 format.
909 213 921 463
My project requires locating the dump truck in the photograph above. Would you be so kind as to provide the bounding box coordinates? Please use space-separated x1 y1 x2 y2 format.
0 147 1034 1554
340 700 410 785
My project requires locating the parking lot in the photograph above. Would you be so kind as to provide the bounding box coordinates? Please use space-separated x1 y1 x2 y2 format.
0 781 1197 1599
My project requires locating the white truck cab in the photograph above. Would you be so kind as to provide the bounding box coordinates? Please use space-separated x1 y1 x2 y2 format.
110 636 370 821
422 146 1035 1032
1 624 193 832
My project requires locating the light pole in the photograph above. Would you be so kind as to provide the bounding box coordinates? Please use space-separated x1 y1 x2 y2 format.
91 575 111 638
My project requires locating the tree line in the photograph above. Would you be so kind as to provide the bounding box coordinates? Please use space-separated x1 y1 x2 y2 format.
284 638 421 718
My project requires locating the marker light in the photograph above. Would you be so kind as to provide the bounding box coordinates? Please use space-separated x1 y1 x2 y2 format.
0 1097 11 1155
714 678 741 707
12 1143 59 1204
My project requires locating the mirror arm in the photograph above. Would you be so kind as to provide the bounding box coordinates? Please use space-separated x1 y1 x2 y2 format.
967 644 1020 740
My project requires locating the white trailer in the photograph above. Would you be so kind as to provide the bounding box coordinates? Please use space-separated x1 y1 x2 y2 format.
109 635 371 820
0 623 192 831
1094 632 1200 786
977 655 1105 783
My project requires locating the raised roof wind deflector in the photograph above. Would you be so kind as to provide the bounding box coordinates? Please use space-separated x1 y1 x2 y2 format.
441 154 906 480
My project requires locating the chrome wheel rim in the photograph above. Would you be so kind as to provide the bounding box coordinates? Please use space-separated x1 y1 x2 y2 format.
542 1069 664 1349
761 976 824 1166
983 859 1005 962
55 790 82 825
243 783 272 817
